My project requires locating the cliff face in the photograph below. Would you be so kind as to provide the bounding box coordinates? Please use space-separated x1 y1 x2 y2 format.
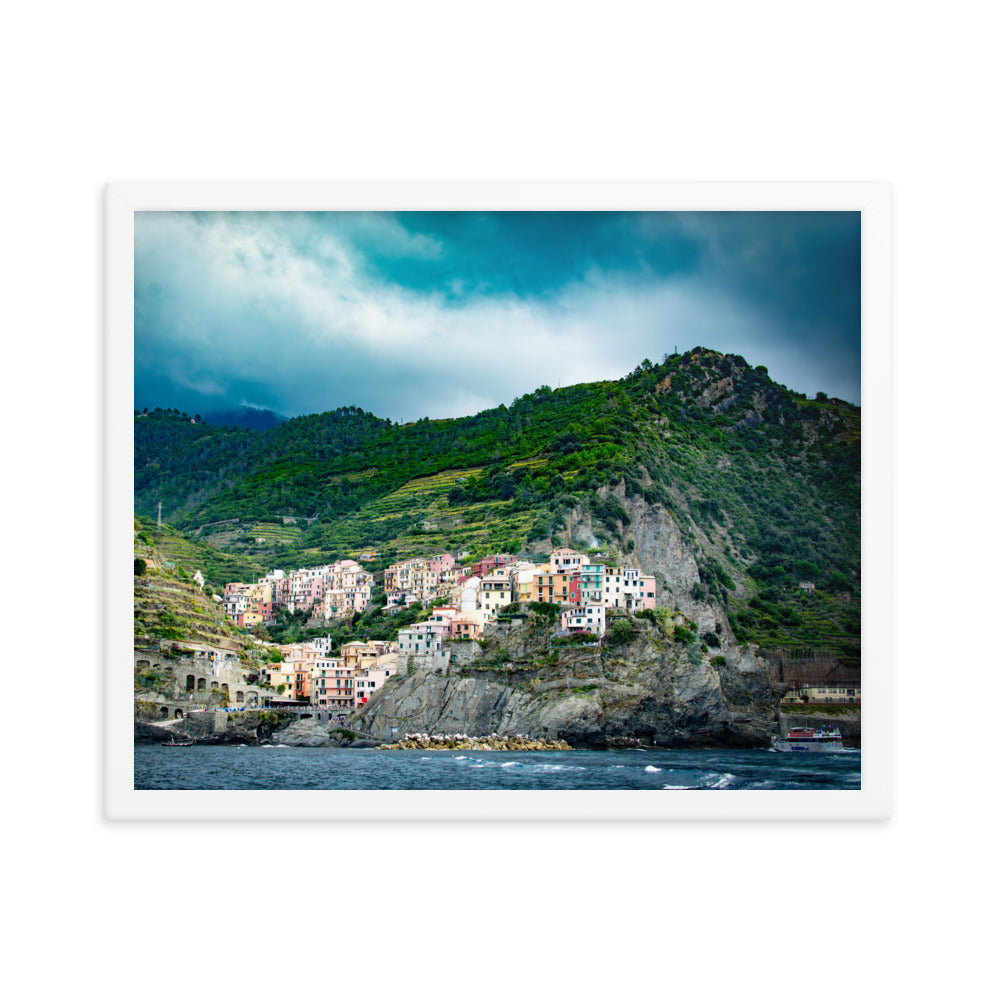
353 616 780 749
562 486 744 651
355 487 782 749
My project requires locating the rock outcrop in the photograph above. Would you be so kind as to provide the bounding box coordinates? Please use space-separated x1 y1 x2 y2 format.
352 615 780 749
266 718 334 747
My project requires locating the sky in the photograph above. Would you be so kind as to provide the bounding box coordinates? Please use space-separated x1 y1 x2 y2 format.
134 210 861 424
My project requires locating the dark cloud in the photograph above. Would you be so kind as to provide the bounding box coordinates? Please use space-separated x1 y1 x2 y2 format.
134 210 860 423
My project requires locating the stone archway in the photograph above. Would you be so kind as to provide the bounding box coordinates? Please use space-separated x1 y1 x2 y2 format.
174 709 184 719
197 678 206 691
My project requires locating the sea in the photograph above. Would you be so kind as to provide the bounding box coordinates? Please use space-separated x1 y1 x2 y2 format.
134 744 861 790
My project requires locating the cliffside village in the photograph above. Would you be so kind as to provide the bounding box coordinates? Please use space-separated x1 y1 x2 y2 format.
214 547 658 711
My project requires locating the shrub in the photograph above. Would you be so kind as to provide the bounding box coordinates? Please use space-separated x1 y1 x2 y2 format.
529 602 560 623
673 625 695 644
552 632 600 646
605 619 635 646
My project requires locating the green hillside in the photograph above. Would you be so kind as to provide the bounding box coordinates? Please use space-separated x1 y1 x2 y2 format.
134 349 861 659
132 518 262 657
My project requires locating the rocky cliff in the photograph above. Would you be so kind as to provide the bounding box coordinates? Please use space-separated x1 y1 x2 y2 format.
352 612 781 748
562 485 731 634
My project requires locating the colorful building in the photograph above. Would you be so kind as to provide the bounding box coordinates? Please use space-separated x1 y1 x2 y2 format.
561 603 606 637
312 658 354 710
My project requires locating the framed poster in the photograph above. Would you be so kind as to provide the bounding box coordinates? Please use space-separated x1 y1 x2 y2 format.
106 181 890 819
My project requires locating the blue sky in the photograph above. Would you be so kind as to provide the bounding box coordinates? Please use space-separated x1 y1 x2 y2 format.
134 210 860 423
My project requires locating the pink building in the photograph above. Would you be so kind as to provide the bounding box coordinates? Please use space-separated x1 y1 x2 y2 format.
353 657 398 707
561 604 606 637
551 547 589 574
429 552 456 575
467 553 515 579
312 659 353 710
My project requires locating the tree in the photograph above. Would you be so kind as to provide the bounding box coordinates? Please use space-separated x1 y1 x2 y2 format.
134 558 146 576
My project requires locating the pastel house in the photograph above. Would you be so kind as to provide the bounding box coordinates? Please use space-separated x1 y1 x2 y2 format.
561 603 606 637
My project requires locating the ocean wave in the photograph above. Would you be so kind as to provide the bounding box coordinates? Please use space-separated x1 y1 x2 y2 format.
500 761 519 768
644 765 663 772
705 773 737 788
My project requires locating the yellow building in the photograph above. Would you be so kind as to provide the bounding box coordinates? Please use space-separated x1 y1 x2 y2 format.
265 665 297 696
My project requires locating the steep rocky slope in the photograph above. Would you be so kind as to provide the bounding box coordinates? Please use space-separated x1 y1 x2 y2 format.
352 612 780 748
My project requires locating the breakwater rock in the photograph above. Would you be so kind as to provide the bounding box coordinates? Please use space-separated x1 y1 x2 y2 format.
377 733 572 751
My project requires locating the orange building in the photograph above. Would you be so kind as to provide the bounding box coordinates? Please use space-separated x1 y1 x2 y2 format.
531 571 578 604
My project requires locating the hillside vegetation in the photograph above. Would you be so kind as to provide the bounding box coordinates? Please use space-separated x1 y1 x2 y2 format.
135 349 860 661
132 519 260 659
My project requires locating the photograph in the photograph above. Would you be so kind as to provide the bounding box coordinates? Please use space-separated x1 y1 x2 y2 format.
108 184 890 818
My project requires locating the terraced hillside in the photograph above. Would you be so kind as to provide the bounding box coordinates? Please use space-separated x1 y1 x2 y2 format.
135 516 268 592
133 518 261 656
317 466 536 564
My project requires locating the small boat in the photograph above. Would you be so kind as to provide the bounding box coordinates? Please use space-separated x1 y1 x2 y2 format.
164 737 195 747
772 726 843 752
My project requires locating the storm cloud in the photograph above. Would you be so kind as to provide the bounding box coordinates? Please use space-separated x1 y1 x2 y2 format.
134 210 860 423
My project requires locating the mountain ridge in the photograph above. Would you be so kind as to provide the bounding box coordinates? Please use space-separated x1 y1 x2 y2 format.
134 348 861 660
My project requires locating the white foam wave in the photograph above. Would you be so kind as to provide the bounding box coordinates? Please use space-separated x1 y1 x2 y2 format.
644 765 662 772
500 761 518 768
704 773 737 788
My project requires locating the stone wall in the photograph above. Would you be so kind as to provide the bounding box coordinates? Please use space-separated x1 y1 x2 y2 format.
134 649 263 714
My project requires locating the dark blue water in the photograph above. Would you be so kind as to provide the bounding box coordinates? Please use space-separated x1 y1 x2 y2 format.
134 745 861 790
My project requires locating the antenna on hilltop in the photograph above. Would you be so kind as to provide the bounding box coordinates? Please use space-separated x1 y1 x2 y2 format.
157 501 162 529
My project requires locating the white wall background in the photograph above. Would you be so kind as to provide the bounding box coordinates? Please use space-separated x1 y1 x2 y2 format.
4 2 994 997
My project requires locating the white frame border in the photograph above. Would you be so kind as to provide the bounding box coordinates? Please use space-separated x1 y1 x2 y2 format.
106 181 891 820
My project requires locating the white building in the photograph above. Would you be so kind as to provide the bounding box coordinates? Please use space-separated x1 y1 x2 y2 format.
561 603 606 637
478 569 513 619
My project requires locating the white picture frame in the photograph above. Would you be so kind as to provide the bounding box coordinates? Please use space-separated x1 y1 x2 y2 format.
106 180 891 820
